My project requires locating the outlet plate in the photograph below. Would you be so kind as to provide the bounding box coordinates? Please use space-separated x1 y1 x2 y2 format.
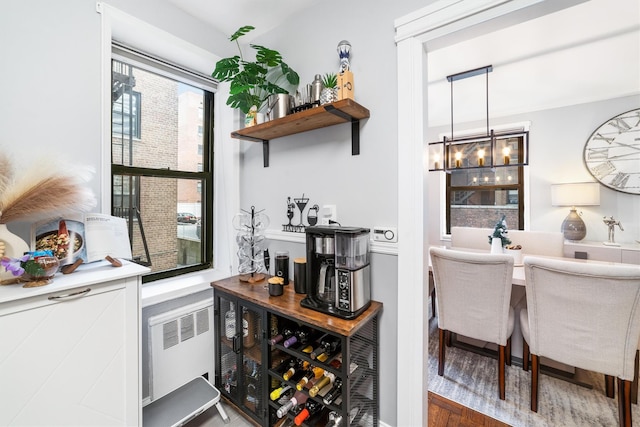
372 227 397 243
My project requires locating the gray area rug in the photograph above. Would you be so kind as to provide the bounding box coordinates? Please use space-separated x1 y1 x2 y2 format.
427 315 640 426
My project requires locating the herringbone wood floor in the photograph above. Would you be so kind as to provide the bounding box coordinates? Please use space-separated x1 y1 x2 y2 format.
428 391 511 427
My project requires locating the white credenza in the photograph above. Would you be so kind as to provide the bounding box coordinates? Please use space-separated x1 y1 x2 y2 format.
0 260 149 426
563 240 640 265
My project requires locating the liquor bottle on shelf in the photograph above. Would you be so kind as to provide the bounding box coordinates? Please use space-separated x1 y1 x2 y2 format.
293 399 323 426
283 325 313 348
322 377 342 405
283 359 310 381
326 410 343 427
309 371 335 397
224 302 236 339
242 308 256 348
270 384 292 401
310 335 341 361
295 366 324 390
276 390 308 418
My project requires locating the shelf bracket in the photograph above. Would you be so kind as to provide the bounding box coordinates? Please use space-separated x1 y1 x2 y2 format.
325 105 361 155
231 132 270 167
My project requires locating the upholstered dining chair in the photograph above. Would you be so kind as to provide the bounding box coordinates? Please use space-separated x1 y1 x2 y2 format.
520 256 640 427
429 247 515 400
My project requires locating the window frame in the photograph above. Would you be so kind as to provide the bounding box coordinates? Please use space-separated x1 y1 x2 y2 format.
110 49 215 283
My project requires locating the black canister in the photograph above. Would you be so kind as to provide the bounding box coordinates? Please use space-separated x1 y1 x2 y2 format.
294 257 307 294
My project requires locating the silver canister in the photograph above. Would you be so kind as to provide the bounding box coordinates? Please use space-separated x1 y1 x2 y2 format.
266 94 290 121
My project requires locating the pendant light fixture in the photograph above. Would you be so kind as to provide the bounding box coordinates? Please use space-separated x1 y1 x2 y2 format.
428 65 529 172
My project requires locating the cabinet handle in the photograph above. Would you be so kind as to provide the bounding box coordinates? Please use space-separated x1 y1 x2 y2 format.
233 334 241 354
48 288 91 301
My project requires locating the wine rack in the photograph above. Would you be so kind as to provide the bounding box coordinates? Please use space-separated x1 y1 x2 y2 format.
212 275 381 427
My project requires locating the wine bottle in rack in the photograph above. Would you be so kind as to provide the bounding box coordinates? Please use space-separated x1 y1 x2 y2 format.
270 384 292 401
269 325 295 346
310 335 341 361
283 325 314 348
322 377 342 405
309 371 335 397
326 411 343 427
293 399 324 426
329 354 359 374
295 366 324 390
276 390 308 418
283 359 310 381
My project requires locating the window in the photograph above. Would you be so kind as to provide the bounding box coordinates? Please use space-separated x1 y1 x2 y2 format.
445 134 525 233
111 44 215 283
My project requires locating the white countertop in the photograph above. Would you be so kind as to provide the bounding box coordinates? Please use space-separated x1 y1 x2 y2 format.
0 259 149 304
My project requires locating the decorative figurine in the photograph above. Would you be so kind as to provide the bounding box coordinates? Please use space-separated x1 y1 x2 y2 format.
603 216 623 246
337 40 351 72
337 40 354 101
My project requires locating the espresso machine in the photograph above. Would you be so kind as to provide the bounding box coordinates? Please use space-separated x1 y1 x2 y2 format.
300 226 371 319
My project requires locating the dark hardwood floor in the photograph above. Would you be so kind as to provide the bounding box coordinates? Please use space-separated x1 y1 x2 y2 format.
428 391 511 427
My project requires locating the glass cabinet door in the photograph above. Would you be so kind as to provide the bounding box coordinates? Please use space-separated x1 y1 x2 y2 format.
239 302 263 419
218 296 240 402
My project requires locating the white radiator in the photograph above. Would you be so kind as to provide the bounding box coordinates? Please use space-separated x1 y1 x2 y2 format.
148 299 214 402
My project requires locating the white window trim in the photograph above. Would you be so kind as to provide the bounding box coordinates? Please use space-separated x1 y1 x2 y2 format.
97 3 240 302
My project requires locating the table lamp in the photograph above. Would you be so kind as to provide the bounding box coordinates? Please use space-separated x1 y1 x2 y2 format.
551 182 600 241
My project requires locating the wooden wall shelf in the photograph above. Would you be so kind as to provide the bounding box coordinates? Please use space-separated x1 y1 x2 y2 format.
230 99 370 167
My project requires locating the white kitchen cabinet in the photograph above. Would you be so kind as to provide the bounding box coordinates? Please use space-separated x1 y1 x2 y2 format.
0 260 148 426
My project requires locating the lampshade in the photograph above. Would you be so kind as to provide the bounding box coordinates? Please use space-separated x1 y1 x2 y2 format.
550 182 600 241
551 182 600 206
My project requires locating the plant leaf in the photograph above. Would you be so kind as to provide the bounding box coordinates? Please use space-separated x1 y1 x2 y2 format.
280 63 300 86
211 56 240 81
252 45 282 67
230 26 255 42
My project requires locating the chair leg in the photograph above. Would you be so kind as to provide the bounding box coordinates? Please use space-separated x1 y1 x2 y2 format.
531 354 539 412
522 339 529 371
632 350 638 405
438 328 446 376
506 337 512 366
446 330 452 347
498 345 506 400
430 287 436 319
606 375 616 399
617 378 632 427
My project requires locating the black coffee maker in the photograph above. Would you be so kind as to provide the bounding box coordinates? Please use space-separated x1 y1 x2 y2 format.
300 225 371 319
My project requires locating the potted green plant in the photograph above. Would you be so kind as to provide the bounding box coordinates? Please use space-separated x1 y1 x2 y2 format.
212 26 299 115
320 73 338 105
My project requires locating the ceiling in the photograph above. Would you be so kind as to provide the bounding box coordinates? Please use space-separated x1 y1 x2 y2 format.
169 0 639 126
167 0 316 40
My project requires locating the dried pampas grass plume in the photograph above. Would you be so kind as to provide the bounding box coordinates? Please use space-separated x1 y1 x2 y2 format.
0 153 97 224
